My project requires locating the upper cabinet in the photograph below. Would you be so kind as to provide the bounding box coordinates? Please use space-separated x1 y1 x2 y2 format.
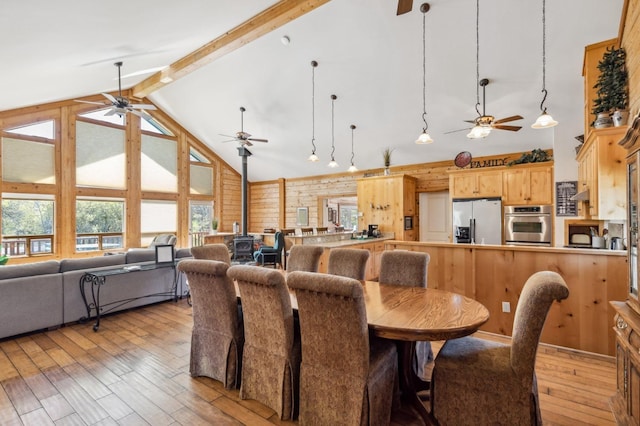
357 174 416 241
448 163 553 206
575 127 627 220
449 169 502 198
502 163 553 205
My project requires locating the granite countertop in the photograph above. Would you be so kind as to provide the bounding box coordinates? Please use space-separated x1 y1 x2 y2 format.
384 241 627 256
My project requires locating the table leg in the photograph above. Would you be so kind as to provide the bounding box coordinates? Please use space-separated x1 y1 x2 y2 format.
398 341 437 425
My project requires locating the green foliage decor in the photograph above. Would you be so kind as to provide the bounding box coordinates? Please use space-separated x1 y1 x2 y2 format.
507 149 552 166
592 46 628 115
211 218 218 230
382 148 393 167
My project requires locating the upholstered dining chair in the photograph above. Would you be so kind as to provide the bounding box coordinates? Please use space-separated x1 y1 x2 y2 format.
287 271 398 426
227 265 301 420
148 233 177 247
177 259 243 389
190 243 231 264
286 245 324 272
327 247 370 280
378 250 432 382
430 270 569 426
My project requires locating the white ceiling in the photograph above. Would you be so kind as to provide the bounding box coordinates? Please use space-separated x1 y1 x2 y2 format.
0 0 624 181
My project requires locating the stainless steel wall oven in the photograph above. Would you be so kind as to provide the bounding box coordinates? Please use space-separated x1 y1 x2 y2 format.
504 205 552 246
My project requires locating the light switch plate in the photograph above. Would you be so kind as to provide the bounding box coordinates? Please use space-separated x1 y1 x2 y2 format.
502 301 511 313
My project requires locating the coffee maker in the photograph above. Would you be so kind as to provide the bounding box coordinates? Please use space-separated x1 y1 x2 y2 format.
368 224 379 237
454 226 471 243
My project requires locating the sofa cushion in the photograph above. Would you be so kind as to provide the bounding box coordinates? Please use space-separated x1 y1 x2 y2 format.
176 248 192 259
126 248 156 263
59 254 126 273
0 260 60 280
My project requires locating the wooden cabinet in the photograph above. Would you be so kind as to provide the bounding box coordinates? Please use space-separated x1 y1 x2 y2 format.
576 127 627 220
357 174 416 241
611 303 640 425
501 163 553 205
449 169 502 198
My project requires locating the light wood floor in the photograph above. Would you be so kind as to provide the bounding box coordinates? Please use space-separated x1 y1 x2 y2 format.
0 298 616 425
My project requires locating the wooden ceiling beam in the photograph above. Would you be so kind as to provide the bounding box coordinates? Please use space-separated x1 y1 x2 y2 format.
132 0 332 98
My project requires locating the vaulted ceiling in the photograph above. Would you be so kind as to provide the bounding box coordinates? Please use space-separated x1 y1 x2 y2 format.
0 0 624 181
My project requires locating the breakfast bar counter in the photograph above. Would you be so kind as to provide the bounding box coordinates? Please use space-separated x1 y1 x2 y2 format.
383 240 627 356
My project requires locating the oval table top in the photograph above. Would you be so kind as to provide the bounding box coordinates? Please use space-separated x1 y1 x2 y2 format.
360 281 490 342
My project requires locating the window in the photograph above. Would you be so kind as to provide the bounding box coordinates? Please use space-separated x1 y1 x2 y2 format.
141 200 177 246
76 120 126 189
5 120 55 139
2 137 55 184
76 199 124 251
141 134 177 192
1 196 55 257
190 164 214 195
190 201 213 247
339 204 359 231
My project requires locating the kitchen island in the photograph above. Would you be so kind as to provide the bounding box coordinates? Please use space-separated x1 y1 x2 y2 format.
383 241 627 356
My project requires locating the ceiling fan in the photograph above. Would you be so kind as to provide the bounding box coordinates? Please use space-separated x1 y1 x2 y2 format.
220 107 269 146
75 61 157 117
447 78 523 137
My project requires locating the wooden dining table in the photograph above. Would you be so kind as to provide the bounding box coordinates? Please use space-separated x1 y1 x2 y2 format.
286 279 490 425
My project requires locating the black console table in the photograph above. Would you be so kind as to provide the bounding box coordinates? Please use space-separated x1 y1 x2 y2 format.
79 263 179 331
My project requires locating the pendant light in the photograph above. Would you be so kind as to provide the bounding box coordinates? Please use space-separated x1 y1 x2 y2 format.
467 0 490 139
348 124 358 172
307 60 320 161
416 3 433 144
531 0 558 129
328 94 339 168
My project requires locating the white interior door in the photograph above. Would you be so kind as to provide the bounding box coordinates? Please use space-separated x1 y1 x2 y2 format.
419 191 451 242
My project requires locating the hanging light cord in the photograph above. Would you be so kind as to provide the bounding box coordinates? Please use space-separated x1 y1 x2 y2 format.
474 0 481 117
421 8 428 132
311 62 317 154
539 0 549 113
331 95 336 160
350 125 356 165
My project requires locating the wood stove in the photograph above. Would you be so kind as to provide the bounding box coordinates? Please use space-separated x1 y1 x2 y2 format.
233 236 254 262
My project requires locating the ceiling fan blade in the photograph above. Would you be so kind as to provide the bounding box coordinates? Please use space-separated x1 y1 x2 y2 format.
219 134 238 139
247 138 268 143
74 100 108 106
463 120 477 124
128 109 145 118
102 93 117 103
493 115 523 124
244 141 253 147
129 104 157 110
444 127 472 135
220 139 237 143
104 108 117 116
492 124 522 132
397 0 413 15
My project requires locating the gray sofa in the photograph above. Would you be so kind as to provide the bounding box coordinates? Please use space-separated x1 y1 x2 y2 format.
0 248 192 340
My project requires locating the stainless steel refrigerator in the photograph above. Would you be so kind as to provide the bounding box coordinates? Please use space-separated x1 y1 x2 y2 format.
452 198 502 244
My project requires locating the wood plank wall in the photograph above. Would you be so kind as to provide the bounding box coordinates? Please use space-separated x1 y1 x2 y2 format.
621 0 640 118
248 151 544 232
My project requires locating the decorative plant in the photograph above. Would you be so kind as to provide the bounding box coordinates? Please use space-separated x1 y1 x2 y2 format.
211 218 219 231
592 46 628 116
382 148 393 168
507 149 552 166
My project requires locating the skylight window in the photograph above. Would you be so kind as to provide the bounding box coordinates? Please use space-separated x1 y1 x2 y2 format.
189 148 210 164
5 120 55 139
141 115 174 136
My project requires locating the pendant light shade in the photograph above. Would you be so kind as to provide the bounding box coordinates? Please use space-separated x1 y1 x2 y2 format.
348 124 358 172
416 3 433 145
532 0 558 129
467 125 491 139
308 61 320 161
328 94 339 168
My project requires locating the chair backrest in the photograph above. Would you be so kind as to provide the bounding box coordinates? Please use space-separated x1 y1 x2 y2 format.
287 245 324 272
510 270 569 377
190 244 231 264
378 250 430 288
227 264 296 419
327 248 370 280
273 232 284 251
177 259 242 387
287 270 370 382
149 233 177 247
